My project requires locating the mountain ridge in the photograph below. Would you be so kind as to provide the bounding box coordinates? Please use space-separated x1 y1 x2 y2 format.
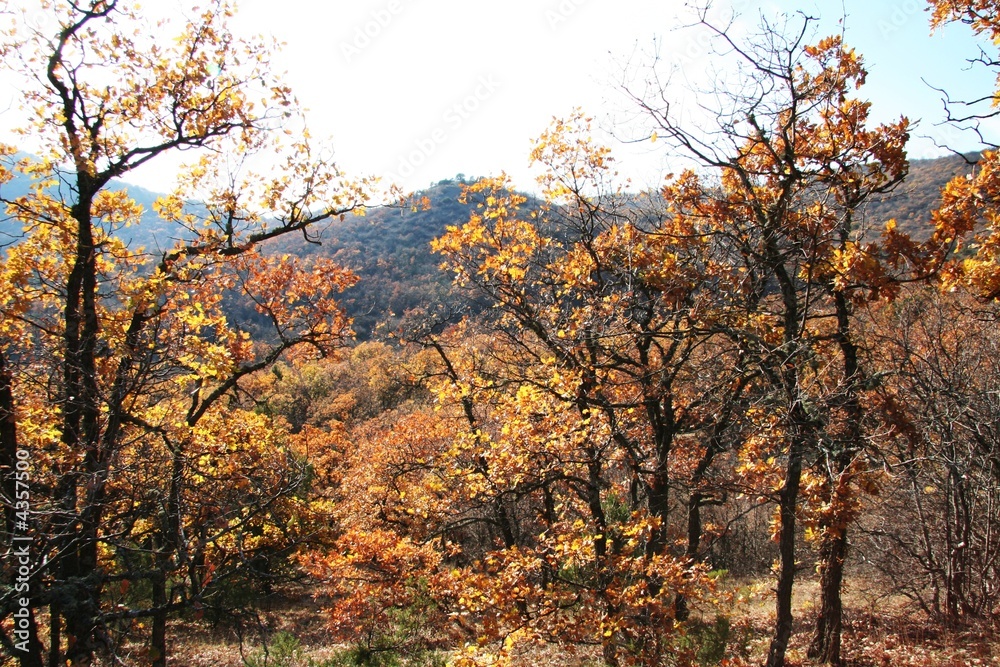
2 153 979 338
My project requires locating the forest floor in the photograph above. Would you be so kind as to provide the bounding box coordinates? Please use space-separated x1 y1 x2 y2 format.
7 576 996 666
703 577 1000 667
162 575 999 667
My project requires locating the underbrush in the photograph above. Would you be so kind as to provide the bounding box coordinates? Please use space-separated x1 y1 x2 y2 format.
12 577 994 666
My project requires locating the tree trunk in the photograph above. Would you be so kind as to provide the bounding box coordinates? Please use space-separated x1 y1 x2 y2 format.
808 527 847 665
61 195 107 665
674 492 702 622
765 258 808 667
764 438 804 667
151 567 167 667
149 441 186 667
48 601 60 667
16 607 45 667
808 291 861 664
675 429 730 621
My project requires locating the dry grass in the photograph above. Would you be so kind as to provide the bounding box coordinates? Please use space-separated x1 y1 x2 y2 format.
695 575 1000 667
163 589 343 667
5 576 997 666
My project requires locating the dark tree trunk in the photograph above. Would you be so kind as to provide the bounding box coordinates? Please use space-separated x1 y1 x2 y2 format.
16 607 46 667
149 439 187 667
808 291 862 665
808 527 847 665
764 437 804 667
675 428 732 621
763 257 809 667
61 192 107 664
579 448 619 666
150 567 167 667
673 492 704 623
643 391 673 602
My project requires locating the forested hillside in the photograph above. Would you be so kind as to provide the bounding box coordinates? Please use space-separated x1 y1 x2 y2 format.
268 153 983 338
0 153 198 251
2 3 1000 667
1 153 974 341
266 178 480 338
866 152 981 240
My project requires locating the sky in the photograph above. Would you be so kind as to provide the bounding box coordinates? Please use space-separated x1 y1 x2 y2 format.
4 0 997 195
223 0 995 194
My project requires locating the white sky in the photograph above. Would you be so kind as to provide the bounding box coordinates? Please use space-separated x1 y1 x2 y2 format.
225 0 995 193
3 0 996 195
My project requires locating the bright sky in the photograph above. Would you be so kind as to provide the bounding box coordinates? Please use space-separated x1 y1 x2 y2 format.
4 0 997 195
222 0 994 194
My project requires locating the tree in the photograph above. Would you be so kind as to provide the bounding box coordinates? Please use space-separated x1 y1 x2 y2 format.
859 287 1000 624
925 0 1000 296
420 111 760 664
901 0 1000 626
297 405 449 663
0 1 371 664
621 9 926 665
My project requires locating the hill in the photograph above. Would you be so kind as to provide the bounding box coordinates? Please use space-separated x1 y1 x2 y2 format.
268 154 977 339
3 154 979 340
0 152 191 251
866 152 980 240
264 178 483 339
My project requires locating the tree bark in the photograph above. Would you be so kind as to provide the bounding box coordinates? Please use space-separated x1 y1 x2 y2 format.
808 527 847 665
808 291 862 665
61 194 106 664
150 567 167 667
765 436 804 667
17 607 46 667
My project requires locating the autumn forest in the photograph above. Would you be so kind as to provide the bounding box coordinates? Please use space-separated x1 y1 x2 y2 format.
1 1 999 666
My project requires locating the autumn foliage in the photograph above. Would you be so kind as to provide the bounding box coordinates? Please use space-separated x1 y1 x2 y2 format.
0 1 373 664
2 1 1000 667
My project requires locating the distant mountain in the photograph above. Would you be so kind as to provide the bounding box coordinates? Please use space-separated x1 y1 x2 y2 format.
3 153 979 340
866 152 980 240
0 152 189 251
265 178 482 339
261 155 984 339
